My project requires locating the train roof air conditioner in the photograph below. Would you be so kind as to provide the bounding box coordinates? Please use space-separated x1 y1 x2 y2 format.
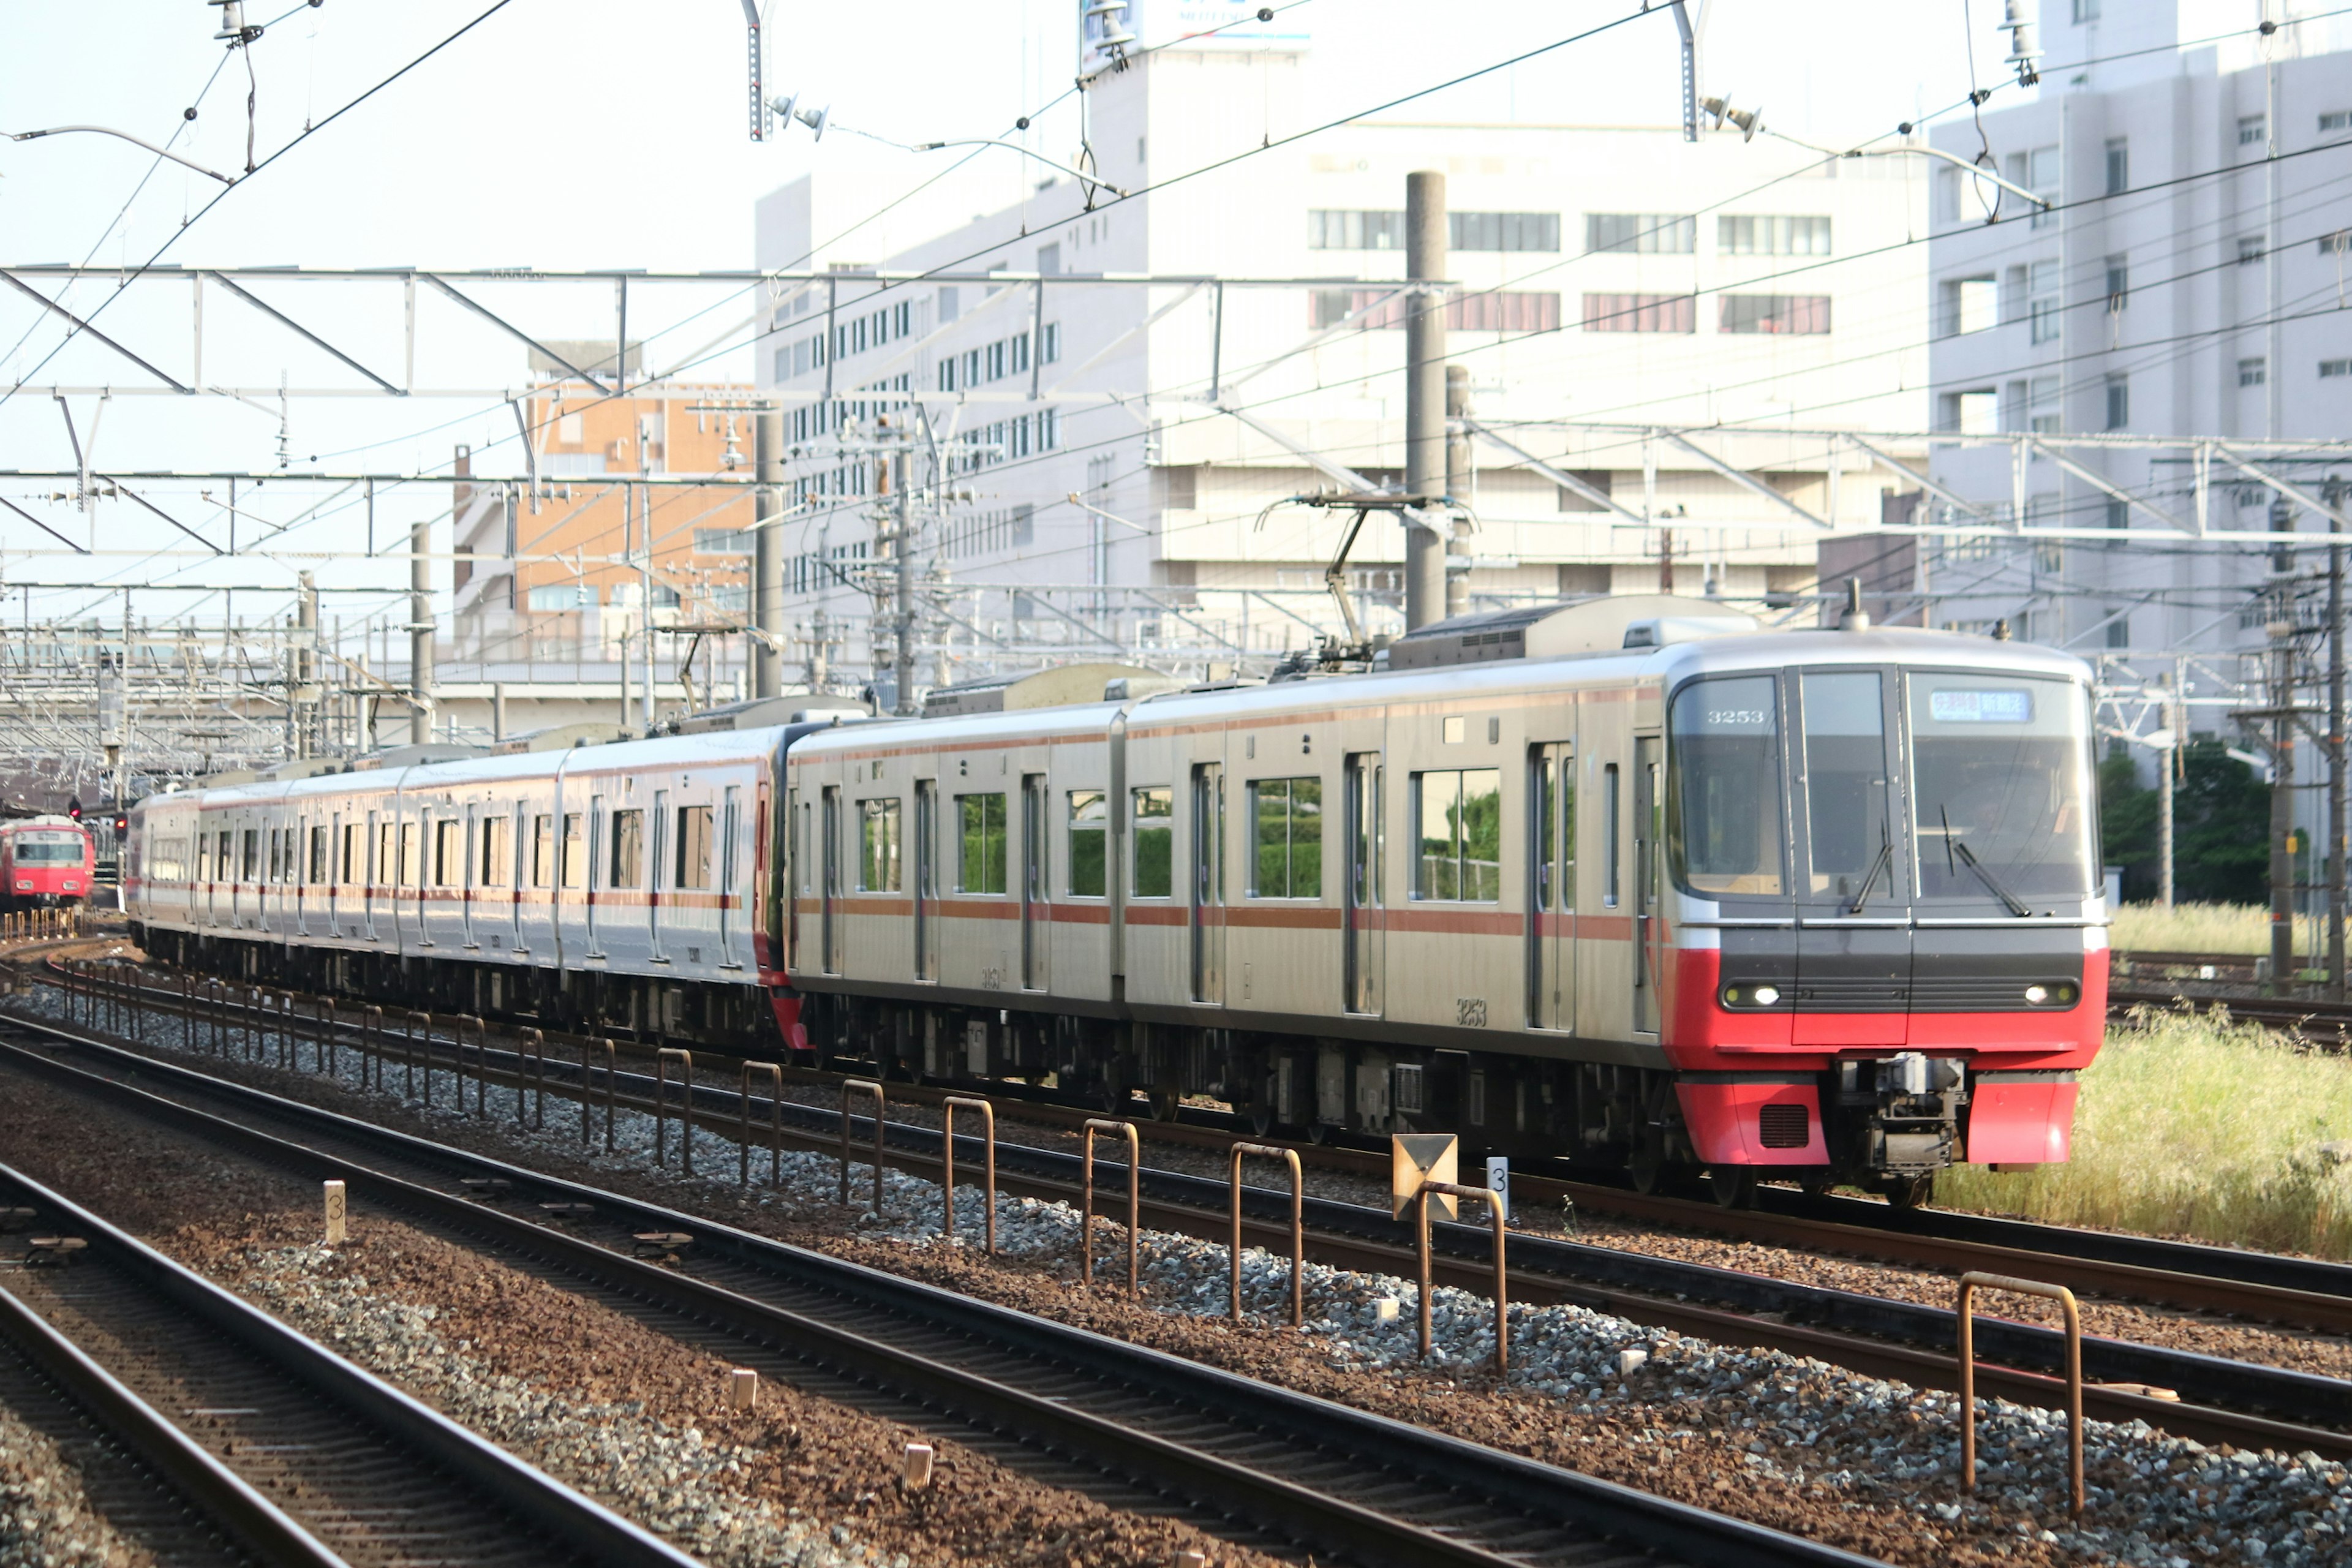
1385 594 1756 671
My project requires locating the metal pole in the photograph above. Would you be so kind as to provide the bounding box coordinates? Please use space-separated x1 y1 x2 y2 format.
2158 668 2178 908
2331 480 2347 1000
1444 363 1471 622
1403 170 1448 632
753 406 785 699
410 496 435 747
892 447 916 717
2272 620 2297 989
295 570 318 758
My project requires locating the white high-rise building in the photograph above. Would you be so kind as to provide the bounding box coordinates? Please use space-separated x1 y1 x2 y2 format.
1924 0 2352 657
753 6 1929 693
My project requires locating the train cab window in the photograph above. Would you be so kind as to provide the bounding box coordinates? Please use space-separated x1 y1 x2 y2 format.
1411 769 1501 901
1801 671 1891 902
1130 787 1173 897
957 792 1008 893
609 809 644 888
676 805 714 890
480 815 511 888
1907 673 2094 902
1248 777 1322 899
560 813 585 889
1068 791 1107 897
434 820 464 886
1667 676 1786 897
859 799 902 891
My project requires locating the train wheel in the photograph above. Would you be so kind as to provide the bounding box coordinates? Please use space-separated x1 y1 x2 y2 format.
1146 1087 1180 1122
1706 1167 1759 1210
1798 1168 1838 1197
1246 1102 1275 1137
1628 1147 1665 1195
1883 1174 1936 1210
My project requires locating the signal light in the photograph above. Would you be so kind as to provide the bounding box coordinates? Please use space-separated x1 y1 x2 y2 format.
66 799 81 821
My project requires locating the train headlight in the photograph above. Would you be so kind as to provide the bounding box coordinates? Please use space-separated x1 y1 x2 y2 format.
2024 984 2048 1004
1725 983 1780 1008
1753 985 1779 1006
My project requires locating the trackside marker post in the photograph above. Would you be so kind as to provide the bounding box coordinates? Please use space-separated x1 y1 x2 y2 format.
323 1180 346 1245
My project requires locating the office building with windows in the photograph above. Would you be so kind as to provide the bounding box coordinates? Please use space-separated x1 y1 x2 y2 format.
753 23 1929 691
1923 0 2352 657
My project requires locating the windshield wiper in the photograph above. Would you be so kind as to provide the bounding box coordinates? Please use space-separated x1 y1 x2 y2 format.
1937 805 2032 916
1845 839 1894 915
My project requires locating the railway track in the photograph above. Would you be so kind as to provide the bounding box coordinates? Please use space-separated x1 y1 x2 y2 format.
0 1016 1891 1568
16 972 2352 1467
0 1159 699 1568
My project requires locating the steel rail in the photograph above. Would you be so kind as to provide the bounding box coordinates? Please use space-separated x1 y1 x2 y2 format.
0 1158 704 1568
13 989 2352 1464
0 1028 1890 1568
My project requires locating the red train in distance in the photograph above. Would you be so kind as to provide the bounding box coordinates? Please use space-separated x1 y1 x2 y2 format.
0 815 96 911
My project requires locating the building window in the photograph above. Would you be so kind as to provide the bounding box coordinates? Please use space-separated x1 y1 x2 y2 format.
2240 115 2267 147
1067 790 1107 897
2105 255 2129 310
2241 357 2268 387
1306 209 1406 250
2238 236 2267 265
2030 375 2062 434
1311 288 1558 333
609 809 644 888
859 798 900 892
2324 110 2352 133
1039 322 1060 363
1940 276 1997 336
2321 230 2352 258
1412 769 1502 902
1130 786 1173 897
2105 613 2130 649
1718 294 1830 334
2027 146 2060 227
1449 211 1561 252
957 793 1007 894
2323 359 2352 378
2028 260 2062 344
1716 215 1831 256
693 527 753 555
1943 388 1999 434
1581 293 1695 333
2106 374 2130 430
2072 0 2100 18
2106 497 2130 549
2105 137 2128 194
1248 777 1322 899
526 585 597 611
1585 213 1697 254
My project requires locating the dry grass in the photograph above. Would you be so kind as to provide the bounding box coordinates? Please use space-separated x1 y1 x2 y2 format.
1940 1006 2352 1259
2107 902 2294 956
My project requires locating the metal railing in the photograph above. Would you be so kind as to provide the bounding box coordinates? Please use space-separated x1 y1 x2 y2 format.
1414 1180 1509 1374
1081 1118 1139 1297
1958 1272 2084 1518
739 1061 785 1186
1228 1142 1303 1328
654 1048 696 1174
839 1079 884 1211
940 1095 996 1255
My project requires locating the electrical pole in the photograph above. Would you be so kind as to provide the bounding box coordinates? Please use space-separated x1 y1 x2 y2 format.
2270 617 2297 989
2329 476 2347 998
2158 666 2177 908
1404 170 1447 631
410 456 442 745
1444 363 1471 620
295 570 317 758
753 405 785 699
892 445 916 717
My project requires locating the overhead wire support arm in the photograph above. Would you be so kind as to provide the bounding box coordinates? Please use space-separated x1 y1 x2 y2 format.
6 126 235 186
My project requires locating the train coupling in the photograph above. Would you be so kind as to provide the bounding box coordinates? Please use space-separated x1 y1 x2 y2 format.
1836 1052 1968 1175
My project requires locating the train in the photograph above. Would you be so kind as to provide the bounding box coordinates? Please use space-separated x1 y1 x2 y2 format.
124 595 2108 1206
1 815 96 911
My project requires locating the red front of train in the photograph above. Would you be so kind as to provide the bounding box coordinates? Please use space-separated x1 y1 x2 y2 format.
0 816 96 911
1648 652 2103 1194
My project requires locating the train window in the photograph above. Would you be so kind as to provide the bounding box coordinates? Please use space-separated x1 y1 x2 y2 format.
560 813 585 889
377 823 396 886
266 829 282 883
676 805 714 890
196 833 213 881
434 820 464 886
530 815 554 887
1130 787 1174 897
1907 672 2094 900
609 809 645 888
1249 777 1323 899
957 792 1008 894
1667 676 1785 897
1411 769 1502 901
241 829 260 881
398 823 418 888
308 827 328 884
1801 672 1890 902
859 799 902 891
1602 767 1620 907
1068 791 1108 897
480 816 511 888
342 824 361 883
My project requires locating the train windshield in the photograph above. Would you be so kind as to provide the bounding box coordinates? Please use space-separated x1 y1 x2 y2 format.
12 833 85 864
1907 673 2094 903
1667 675 1786 896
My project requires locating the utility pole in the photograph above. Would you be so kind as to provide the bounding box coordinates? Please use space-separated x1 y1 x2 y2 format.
2158 666 2178 908
2269 616 2297 989
753 405 785 699
410 455 443 745
1404 170 1448 631
891 443 916 717
2329 476 2347 998
1444 363 1472 620
295 570 318 758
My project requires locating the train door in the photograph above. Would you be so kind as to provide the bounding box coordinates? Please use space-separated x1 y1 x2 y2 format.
1021 773 1050 991
1343 753 1383 1016
1189 761 1224 1005
719 785 741 964
821 785 842 974
1528 741 1577 1031
1792 669 1909 1046
913 778 939 981
1634 735 1664 1035
460 805 479 950
787 788 805 973
510 802 527 951
585 794 606 959
649 788 669 963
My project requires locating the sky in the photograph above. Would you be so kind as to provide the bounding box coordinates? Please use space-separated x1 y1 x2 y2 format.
0 0 2046 626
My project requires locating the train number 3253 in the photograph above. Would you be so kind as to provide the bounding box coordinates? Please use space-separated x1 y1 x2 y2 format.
1456 997 1488 1028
